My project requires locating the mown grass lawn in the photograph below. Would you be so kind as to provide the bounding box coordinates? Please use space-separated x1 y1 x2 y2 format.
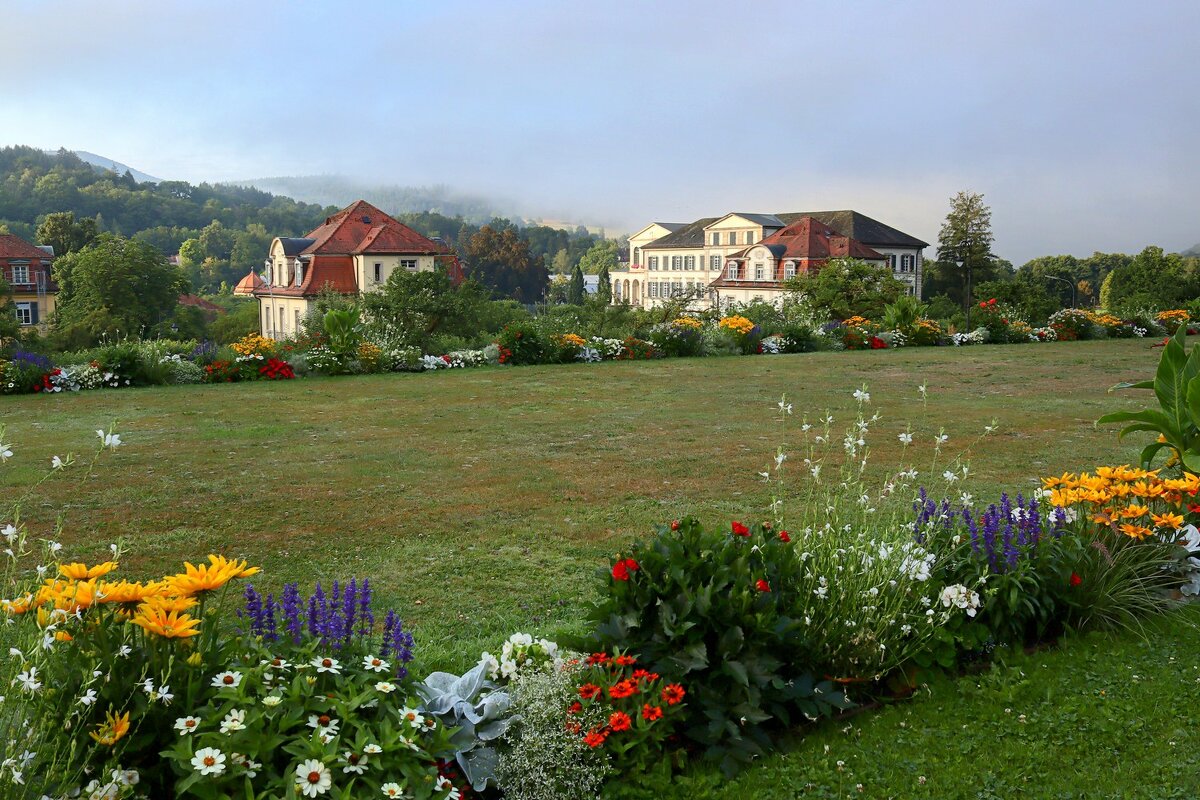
2 337 1195 796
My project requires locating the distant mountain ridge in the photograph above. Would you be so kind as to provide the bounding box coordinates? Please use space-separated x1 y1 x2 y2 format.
1184 243 1200 257
43 149 162 184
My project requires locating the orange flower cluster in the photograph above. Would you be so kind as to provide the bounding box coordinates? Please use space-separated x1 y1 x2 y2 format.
572 649 685 751
555 333 588 348
3 554 259 639
1042 466 1198 540
718 315 756 336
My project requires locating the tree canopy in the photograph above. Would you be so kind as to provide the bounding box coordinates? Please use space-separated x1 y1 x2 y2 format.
465 225 549 303
784 257 907 320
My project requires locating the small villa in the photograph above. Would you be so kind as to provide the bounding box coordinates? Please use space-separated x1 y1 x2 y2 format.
0 233 56 331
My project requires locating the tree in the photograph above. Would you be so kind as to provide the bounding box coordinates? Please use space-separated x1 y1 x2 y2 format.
567 263 586 305
1098 246 1199 312
551 248 571 274
578 239 619 275
596 264 612 305
52 234 189 345
0 275 19 343
36 211 98 256
928 191 997 311
784 258 907 321
360 266 490 350
465 225 549 303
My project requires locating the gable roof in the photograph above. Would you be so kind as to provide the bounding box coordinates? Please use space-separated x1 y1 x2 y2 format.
750 216 885 261
774 210 928 248
0 234 54 260
642 217 720 249
301 200 449 256
710 212 784 228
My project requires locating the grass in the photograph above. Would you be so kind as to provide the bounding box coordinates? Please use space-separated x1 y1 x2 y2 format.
2 337 1195 795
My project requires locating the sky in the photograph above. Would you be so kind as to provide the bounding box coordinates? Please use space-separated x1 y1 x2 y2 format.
2 0 1198 264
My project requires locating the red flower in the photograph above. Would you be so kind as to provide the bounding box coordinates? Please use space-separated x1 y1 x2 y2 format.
870 336 887 349
615 654 637 666
578 683 602 700
778 530 791 543
731 521 750 537
608 711 632 732
1070 572 1082 587
567 701 582 715
980 301 987 308
661 684 686 705
670 519 680 530
586 652 611 666
608 679 638 699
1188 504 1200 514
583 729 607 748
989 298 997 306
642 703 664 722
611 558 639 581
755 579 771 592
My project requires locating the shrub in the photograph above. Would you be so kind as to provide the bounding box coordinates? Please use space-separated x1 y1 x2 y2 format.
616 337 658 361
649 318 705 358
1048 308 1098 341
716 316 762 355
589 518 851 775
495 323 546 365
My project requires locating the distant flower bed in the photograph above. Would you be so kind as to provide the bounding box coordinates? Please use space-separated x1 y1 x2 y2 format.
0 306 1184 396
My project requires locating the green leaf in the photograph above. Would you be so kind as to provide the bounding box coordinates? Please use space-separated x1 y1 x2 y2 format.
723 660 749 687
1153 326 1196 440
1111 379 1155 391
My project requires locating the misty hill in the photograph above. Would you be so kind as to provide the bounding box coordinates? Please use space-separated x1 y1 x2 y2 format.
1184 243 1200 258
66 150 162 184
238 175 502 223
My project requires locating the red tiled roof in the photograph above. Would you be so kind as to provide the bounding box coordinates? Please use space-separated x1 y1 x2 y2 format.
709 217 885 289
0 234 53 260
302 200 448 256
177 294 224 313
255 255 358 298
233 270 267 296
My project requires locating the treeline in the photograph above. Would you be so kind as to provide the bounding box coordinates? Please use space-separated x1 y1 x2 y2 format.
0 146 607 295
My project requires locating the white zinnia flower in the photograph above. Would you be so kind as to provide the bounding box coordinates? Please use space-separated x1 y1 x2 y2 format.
362 655 390 673
296 759 332 797
191 747 226 776
311 656 341 674
175 716 201 735
220 708 246 734
381 783 406 798
374 681 396 694
211 671 242 689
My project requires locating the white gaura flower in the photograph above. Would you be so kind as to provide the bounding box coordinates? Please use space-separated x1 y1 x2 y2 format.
852 387 870 404
1 524 16 543
116 645 131 658
918 384 928 398
47 541 63 555
362 655 390 673
51 455 65 469
220 708 246 734
175 716 201 735
942 470 959 483
96 430 122 449
311 656 341 674
295 759 332 797
191 747 226 776
211 671 242 689
777 397 793 415
0 442 12 461
934 433 949 446
79 689 98 706
15 667 41 693
898 432 913 445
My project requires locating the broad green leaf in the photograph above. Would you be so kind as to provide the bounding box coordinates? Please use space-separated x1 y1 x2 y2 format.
724 660 749 687
1187 377 1200 432
1154 326 1196 440
1111 379 1155 391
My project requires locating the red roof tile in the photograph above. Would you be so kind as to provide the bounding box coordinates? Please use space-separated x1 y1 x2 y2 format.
301 200 448 256
233 270 267 296
0 234 53 260
709 217 885 289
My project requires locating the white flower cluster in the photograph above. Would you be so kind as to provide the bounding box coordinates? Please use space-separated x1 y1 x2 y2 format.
760 336 785 354
482 632 561 682
939 584 982 617
588 337 626 359
897 544 936 582
951 329 988 346
422 350 489 370
1179 525 1200 597
1030 327 1058 342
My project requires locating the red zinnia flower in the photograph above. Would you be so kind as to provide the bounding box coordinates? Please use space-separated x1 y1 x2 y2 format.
1070 572 1082 587
578 683 602 700
670 520 680 530
778 530 791 543
661 684 686 705
567 701 582 715
612 561 630 581
583 729 607 748
1188 504 1200 514
609 679 638 699
586 652 611 666
608 711 632 732
755 579 771 593
731 521 750 537
642 703 664 722
615 654 637 666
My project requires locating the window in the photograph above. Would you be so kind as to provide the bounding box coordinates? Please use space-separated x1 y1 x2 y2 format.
401 259 418 272
672 281 683 295
745 231 755 245
670 256 681 270
633 247 640 264
648 256 658 270
684 255 695 270
10 265 29 284
784 261 796 279
295 309 302 332
754 263 765 280
710 255 721 270
649 282 659 298
727 232 738 245
727 262 739 280
901 254 914 272
14 302 34 326
889 254 898 271
263 306 272 336
279 307 286 336
295 262 304 286
711 232 720 245
374 262 382 283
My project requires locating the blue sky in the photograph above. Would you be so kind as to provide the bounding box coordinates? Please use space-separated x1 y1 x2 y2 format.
2 0 1197 263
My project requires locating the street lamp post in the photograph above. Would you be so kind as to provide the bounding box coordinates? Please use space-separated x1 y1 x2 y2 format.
263 258 275 339
1044 275 1076 308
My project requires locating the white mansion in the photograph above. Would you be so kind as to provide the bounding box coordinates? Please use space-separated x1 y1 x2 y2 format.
610 210 927 309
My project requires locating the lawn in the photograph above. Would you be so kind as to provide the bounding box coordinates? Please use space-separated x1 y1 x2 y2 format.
3 337 1195 796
